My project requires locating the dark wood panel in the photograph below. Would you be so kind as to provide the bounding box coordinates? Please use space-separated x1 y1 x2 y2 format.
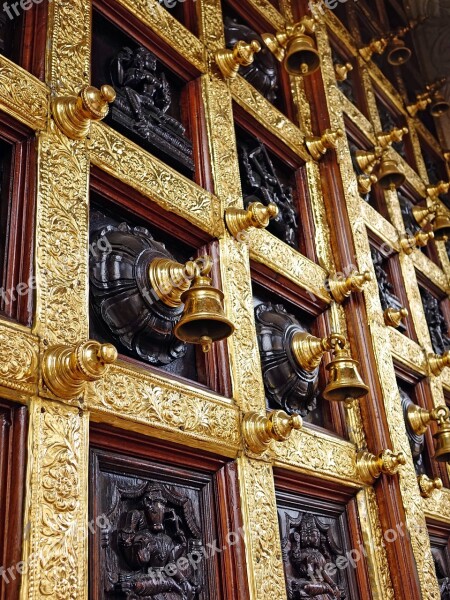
0 399 28 600
89 424 249 600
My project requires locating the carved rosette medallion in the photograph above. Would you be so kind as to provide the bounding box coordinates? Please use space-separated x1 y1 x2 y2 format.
255 303 319 416
89 222 187 366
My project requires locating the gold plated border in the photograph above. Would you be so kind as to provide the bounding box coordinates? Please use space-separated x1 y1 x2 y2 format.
0 57 47 130
0 320 38 400
88 362 241 455
89 122 221 235
115 0 206 72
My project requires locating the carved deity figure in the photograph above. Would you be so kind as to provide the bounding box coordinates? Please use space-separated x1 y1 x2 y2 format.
284 512 345 600
421 289 450 355
239 140 298 247
107 46 193 172
112 483 201 600
370 248 402 312
432 548 450 600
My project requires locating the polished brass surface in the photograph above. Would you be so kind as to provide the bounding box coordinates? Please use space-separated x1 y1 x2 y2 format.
174 275 235 353
431 205 450 241
225 202 278 238
375 156 405 190
358 174 377 195
334 62 353 82
323 340 369 403
399 231 434 254
387 37 412 66
305 128 343 161
242 409 302 454
215 40 261 80
434 420 450 463
412 201 437 228
291 332 344 372
430 93 450 117
328 270 372 303
263 18 320 76
418 474 443 498
406 92 433 117
376 127 408 149
427 181 450 198
51 84 116 139
356 450 406 485
359 38 388 62
428 352 450 376
384 307 408 328
149 257 209 308
354 148 383 174
42 340 117 399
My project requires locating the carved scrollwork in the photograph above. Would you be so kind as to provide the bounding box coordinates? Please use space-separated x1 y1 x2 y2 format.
255 303 319 416
238 138 298 248
89 221 187 366
420 289 450 355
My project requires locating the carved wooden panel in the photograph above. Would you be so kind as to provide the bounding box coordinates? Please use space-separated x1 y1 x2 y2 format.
89 426 249 600
419 287 450 355
276 488 362 600
92 11 195 178
429 524 450 600
89 207 200 382
0 400 28 600
236 127 299 249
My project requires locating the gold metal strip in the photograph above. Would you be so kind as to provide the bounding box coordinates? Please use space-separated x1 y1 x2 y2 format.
361 200 399 248
339 90 375 142
413 251 450 294
0 57 47 130
34 124 90 344
317 18 440 596
237 456 287 600
89 122 220 236
230 76 310 162
272 428 360 486
220 236 267 411
115 0 206 72
87 362 241 455
46 0 91 94
198 0 226 51
246 0 285 29
20 398 89 600
0 321 38 400
200 75 242 211
388 328 428 374
424 489 450 524
249 229 331 302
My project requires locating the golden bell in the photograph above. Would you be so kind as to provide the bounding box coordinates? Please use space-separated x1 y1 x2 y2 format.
430 93 450 117
412 202 437 228
174 275 235 353
376 157 405 190
323 341 369 403
285 32 321 76
387 37 412 66
434 420 450 463
432 207 450 241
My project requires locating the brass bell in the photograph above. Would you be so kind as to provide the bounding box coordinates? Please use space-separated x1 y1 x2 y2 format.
434 420 450 463
323 339 369 403
430 93 450 117
387 37 412 66
432 206 450 241
285 32 321 76
376 157 405 190
174 274 235 353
